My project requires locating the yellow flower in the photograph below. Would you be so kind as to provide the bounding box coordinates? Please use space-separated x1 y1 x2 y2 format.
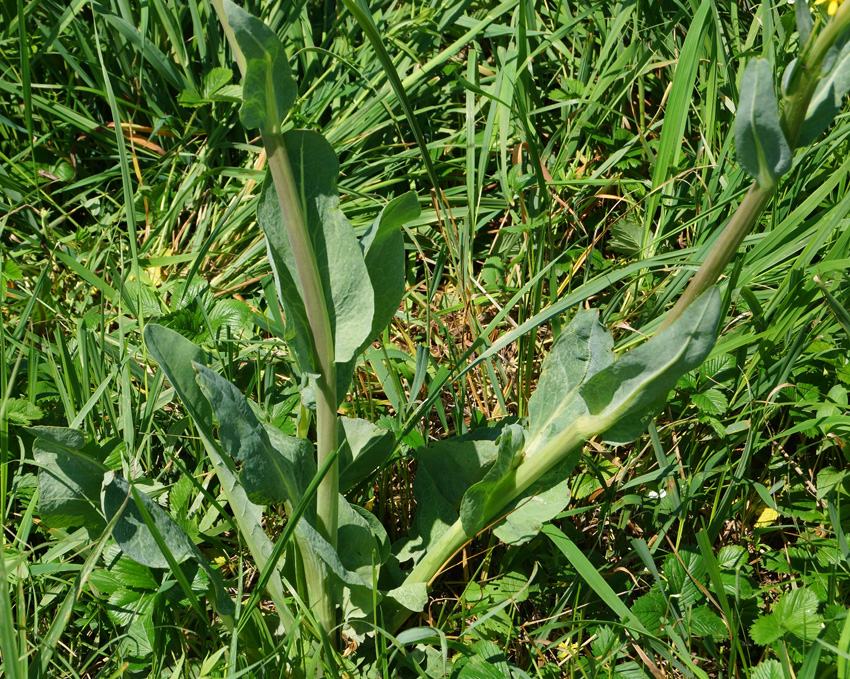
815 0 845 15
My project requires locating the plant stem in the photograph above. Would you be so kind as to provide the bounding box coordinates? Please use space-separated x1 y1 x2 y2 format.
661 4 850 329
212 0 339 642
389 420 591 632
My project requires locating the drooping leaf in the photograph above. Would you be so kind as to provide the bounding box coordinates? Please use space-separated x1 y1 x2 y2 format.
580 288 721 445
34 439 107 532
223 0 296 131
101 473 235 617
734 59 792 186
193 363 315 513
358 192 419 351
800 39 850 145
257 131 375 368
102 472 195 568
526 309 613 457
143 324 290 622
338 417 395 493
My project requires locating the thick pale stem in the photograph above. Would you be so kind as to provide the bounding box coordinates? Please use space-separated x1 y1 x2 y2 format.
662 5 850 328
389 421 590 631
264 128 339 646
212 1 339 643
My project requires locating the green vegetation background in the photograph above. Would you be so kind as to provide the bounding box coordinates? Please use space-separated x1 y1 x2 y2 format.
2 0 850 677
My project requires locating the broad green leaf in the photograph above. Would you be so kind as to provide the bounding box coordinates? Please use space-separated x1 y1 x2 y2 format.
193 363 315 514
664 550 705 608
143 324 291 625
359 192 419 351
338 417 395 493
34 439 106 532
257 131 375 367
384 582 428 614
580 287 721 445
223 0 296 131
526 308 613 457
800 39 850 145
295 497 388 624
101 473 235 617
734 59 792 186
102 472 195 568
396 429 502 564
460 424 525 537
27 426 86 450
491 460 572 546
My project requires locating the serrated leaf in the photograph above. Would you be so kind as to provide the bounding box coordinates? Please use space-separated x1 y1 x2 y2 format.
258 131 375 369
580 288 721 445
203 67 234 96
631 589 667 634
608 216 643 257
717 545 747 570
457 641 511 679
752 659 783 679
734 58 792 186
224 0 296 130
2 258 22 280
207 298 254 338
5 398 43 426
750 587 822 645
688 606 726 638
691 388 728 415
664 549 705 608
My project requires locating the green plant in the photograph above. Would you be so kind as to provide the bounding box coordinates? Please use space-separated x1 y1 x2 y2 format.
23 0 850 676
